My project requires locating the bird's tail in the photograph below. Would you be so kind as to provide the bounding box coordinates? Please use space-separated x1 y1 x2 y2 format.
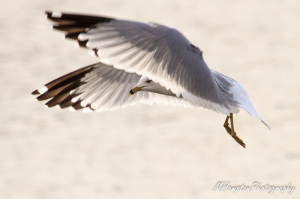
211 70 271 130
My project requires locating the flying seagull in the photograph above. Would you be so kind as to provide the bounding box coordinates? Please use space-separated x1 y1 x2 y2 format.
32 11 271 148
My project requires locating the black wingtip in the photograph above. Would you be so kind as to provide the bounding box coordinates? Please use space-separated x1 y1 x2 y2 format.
45 10 114 23
78 40 88 48
45 10 52 16
93 48 99 57
65 32 80 40
72 101 84 110
32 90 40 95
87 104 95 111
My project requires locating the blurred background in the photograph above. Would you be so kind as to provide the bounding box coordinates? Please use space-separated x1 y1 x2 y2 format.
1 0 299 198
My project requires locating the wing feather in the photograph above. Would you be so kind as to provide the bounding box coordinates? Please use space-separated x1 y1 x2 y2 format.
43 11 271 125
33 62 194 112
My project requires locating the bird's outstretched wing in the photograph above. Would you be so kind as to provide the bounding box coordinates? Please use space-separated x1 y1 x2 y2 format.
45 11 237 115
32 62 194 112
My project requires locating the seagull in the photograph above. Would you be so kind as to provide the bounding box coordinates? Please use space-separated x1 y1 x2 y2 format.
32 11 271 148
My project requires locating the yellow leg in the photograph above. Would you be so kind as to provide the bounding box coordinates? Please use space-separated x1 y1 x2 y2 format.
223 116 231 135
223 114 246 148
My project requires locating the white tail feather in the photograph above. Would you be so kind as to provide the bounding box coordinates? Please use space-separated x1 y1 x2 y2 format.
212 70 271 130
230 83 271 130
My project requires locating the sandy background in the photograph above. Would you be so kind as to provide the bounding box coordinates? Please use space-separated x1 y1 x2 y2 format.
1 0 300 198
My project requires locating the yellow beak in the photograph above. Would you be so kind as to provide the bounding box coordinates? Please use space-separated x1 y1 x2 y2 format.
128 86 142 96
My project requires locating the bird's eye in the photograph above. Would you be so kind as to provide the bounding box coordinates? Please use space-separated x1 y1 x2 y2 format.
146 80 152 83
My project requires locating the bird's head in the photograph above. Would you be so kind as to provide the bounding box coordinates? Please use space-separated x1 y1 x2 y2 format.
128 75 153 96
